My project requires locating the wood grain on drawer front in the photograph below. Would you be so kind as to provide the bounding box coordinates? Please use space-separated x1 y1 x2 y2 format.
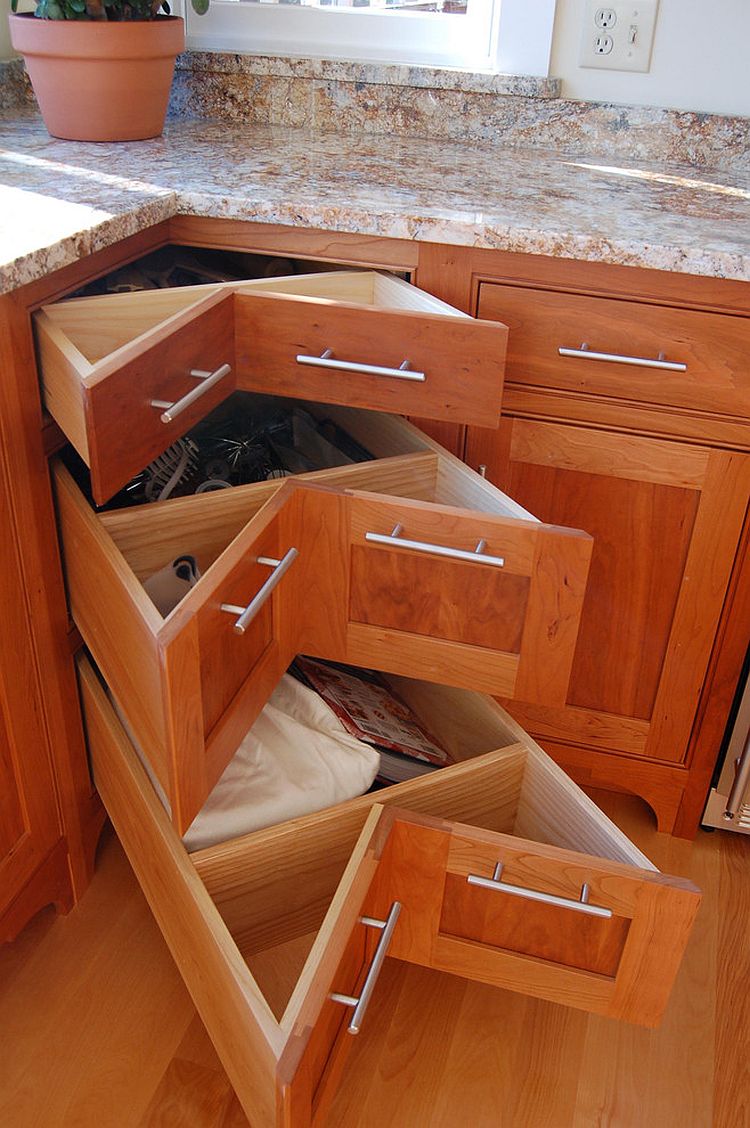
478 282 750 417
367 806 700 1028
36 289 236 505
344 491 593 707
235 289 508 428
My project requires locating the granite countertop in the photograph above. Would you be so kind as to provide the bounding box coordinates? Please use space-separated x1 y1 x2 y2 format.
2 109 750 294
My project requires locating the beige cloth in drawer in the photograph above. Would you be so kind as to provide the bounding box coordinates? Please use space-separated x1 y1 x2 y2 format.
112 673 380 852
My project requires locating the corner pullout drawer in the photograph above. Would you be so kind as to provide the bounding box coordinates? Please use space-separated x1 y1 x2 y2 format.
78 657 700 1128
36 271 508 504
54 410 591 833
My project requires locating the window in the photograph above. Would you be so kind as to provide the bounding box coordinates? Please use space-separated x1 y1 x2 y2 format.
179 0 557 75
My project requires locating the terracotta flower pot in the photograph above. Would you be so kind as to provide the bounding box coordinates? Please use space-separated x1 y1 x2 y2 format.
9 13 184 142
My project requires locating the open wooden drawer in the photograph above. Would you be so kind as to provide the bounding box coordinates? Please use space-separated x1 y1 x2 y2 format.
78 657 700 1128
53 406 592 832
34 271 508 504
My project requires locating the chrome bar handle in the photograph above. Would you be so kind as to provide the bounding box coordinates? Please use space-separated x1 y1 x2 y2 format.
467 862 613 919
724 729 750 819
220 547 298 635
296 348 426 383
558 342 686 372
330 902 401 1035
151 363 232 423
365 523 504 568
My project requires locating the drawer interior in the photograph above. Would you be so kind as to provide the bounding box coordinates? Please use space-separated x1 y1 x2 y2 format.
191 671 655 1019
39 272 468 371
88 397 534 604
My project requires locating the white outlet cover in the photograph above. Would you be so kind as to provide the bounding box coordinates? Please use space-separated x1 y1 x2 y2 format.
580 0 659 72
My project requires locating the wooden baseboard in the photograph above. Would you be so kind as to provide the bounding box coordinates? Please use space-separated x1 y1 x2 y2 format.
0 839 75 944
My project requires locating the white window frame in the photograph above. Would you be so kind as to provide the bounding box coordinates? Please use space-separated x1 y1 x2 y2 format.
176 0 557 76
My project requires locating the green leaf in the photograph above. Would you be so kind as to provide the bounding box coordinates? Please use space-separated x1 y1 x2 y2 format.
191 0 209 15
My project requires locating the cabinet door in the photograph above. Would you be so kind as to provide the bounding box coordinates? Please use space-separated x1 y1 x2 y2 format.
466 418 750 766
0 452 65 934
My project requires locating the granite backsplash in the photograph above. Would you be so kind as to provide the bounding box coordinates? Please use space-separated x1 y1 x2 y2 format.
3 51 749 173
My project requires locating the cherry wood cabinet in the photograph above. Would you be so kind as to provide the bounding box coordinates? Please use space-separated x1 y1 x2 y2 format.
0 443 71 940
465 416 750 830
414 241 750 835
4 216 749 946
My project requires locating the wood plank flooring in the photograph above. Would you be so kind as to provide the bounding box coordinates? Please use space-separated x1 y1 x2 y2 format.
0 791 747 1128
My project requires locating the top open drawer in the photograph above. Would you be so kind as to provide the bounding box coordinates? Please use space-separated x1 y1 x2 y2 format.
35 271 509 504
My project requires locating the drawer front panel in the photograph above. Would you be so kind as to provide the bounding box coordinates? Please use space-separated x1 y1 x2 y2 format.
235 291 507 428
37 290 237 506
478 282 750 417
86 297 236 504
368 809 700 1027
344 492 592 707
350 544 529 652
438 870 631 976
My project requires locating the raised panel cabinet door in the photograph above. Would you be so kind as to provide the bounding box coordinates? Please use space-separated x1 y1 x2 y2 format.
465 418 750 766
0 449 65 931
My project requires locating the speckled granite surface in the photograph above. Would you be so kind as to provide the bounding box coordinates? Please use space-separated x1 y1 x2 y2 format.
172 54 750 174
1 110 749 294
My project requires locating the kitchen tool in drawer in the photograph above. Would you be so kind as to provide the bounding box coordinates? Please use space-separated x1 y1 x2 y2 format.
35 285 237 504
78 658 700 1128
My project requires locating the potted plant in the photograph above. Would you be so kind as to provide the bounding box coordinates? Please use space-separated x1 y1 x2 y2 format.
8 0 206 142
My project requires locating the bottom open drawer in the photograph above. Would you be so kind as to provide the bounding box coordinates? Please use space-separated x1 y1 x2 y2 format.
77 657 700 1128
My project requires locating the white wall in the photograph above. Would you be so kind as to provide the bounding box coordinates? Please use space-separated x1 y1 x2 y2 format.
3 0 749 118
551 0 750 116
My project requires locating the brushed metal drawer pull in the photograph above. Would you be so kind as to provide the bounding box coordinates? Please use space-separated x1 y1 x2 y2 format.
220 547 298 635
151 363 232 423
330 901 401 1035
558 342 687 372
296 348 426 382
365 523 505 568
467 862 613 919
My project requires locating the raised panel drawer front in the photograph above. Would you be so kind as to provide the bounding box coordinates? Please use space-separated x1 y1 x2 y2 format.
477 282 750 417
342 492 592 706
35 272 508 505
53 406 591 832
78 659 700 1128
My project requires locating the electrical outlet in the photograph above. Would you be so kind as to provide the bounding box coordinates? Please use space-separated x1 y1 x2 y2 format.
580 1 659 71
594 8 617 29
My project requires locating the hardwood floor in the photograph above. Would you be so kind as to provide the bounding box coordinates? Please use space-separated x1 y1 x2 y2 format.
1 792 747 1128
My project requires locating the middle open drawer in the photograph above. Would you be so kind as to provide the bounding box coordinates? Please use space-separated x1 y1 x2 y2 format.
54 403 592 833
